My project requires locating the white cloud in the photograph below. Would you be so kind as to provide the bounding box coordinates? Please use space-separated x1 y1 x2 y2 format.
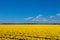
24 14 43 22
24 13 60 23
24 17 33 20
55 20 60 23
32 18 39 21
56 13 60 16
36 14 43 18
32 14 43 22
49 16 55 19
42 18 48 22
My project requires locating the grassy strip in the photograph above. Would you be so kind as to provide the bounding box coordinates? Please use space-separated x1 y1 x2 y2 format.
0 23 60 25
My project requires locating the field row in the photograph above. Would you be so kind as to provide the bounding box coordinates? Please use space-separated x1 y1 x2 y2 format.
0 25 60 40
0 31 60 40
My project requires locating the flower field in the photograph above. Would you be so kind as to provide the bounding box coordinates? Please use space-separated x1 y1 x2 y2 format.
0 24 60 40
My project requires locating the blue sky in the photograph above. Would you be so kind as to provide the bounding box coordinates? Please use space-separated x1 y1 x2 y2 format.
0 0 60 23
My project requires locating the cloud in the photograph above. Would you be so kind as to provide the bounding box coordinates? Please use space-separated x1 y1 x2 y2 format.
49 16 55 19
24 13 60 23
42 18 48 22
24 14 43 22
32 14 43 22
36 14 43 18
56 13 60 16
24 17 33 20
32 18 39 21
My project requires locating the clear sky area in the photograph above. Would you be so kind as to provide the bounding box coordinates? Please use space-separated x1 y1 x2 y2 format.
0 0 60 23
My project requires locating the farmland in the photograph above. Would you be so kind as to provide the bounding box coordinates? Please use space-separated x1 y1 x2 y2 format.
0 24 60 40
